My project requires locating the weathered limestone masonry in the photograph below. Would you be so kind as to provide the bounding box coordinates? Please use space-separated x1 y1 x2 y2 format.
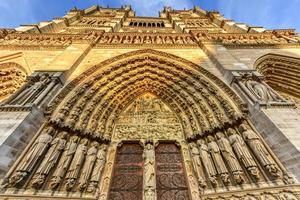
0 5 300 200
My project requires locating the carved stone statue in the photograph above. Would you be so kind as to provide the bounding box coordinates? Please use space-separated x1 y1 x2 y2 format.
216 132 244 184
239 123 280 177
245 80 283 103
155 36 163 44
175 36 184 44
133 36 141 44
65 138 89 191
189 143 207 189
50 135 79 189
207 136 230 184
144 36 152 44
77 141 99 191
122 36 131 44
31 131 67 189
9 74 51 105
197 139 218 186
87 144 107 193
9 126 55 186
164 36 173 44
143 143 156 189
145 188 155 200
99 36 109 43
227 128 260 179
111 36 119 44
279 192 298 200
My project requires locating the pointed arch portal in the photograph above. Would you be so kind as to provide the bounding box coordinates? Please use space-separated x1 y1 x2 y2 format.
48 49 246 141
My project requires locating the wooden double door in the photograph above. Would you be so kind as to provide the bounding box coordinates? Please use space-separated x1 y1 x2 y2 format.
108 142 190 200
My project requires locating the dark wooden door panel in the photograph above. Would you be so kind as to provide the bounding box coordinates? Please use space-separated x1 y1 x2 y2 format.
109 143 143 200
156 143 190 200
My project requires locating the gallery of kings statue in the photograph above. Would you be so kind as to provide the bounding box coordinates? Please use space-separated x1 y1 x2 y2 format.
0 5 300 200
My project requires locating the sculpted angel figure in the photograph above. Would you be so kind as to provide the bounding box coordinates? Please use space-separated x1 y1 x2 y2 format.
49 135 79 189
31 131 67 188
239 123 280 177
216 132 244 184
9 126 54 186
227 128 260 179
207 136 230 184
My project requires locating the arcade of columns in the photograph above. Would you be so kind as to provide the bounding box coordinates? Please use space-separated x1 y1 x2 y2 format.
0 5 300 200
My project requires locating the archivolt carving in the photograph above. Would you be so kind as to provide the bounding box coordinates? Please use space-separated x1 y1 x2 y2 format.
0 62 27 102
47 49 246 141
255 54 300 107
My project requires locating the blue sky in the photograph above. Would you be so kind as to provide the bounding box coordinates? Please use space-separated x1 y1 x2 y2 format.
0 0 299 33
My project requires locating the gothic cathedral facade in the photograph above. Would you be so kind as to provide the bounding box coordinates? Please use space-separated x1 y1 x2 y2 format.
0 5 300 200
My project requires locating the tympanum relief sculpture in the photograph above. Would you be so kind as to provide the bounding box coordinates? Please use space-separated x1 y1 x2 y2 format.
113 93 183 141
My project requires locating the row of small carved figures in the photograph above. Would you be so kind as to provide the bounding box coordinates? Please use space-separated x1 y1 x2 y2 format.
5 126 108 193
188 122 294 189
98 35 197 45
0 35 73 46
202 192 299 200
195 33 300 44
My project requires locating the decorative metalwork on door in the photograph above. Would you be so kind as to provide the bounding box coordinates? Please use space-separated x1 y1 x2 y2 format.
108 143 144 200
155 143 190 200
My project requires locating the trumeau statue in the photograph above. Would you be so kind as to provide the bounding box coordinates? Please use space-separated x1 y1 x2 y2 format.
9 126 55 186
50 135 79 189
239 123 280 177
245 79 283 103
227 128 260 179
207 135 230 184
65 138 88 191
87 144 107 193
197 139 218 186
78 141 99 191
143 143 156 189
216 132 244 184
31 131 67 188
189 143 207 189
8 73 51 106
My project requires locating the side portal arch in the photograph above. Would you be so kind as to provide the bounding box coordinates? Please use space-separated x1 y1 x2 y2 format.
255 53 300 107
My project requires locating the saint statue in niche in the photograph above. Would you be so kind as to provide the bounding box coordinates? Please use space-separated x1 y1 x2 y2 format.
245 79 283 103
9 73 51 105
